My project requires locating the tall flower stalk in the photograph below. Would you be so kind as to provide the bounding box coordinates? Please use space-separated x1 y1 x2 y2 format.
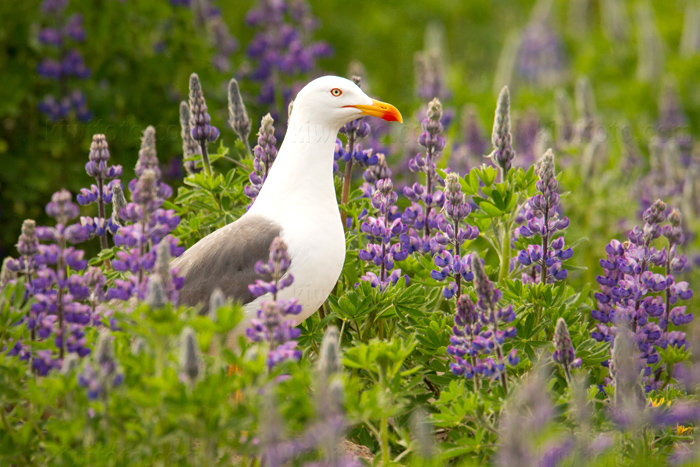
401 98 446 255
245 114 278 202
431 173 479 300
447 256 518 394
78 134 123 250
552 318 582 382
514 149 572 284
358 178 408 290
188 73 220 177
7 191 93 371
180 101 201 175
227 78 253 157
591 200 694 392
489 87 516 181
36 0 92 121
108 127 184 301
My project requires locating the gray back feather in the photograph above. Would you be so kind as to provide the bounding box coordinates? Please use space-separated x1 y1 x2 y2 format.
172 214 282 307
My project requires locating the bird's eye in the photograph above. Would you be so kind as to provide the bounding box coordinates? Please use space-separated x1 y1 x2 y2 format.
330 88 342 97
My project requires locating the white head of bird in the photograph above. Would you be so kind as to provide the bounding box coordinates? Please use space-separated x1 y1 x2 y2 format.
288 76 403 132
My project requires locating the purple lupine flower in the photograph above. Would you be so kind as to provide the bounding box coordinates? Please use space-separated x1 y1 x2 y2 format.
514 149 572 284
552 318 582 381
447 256 517 392
415 49 450 101
108 128 184 301
246 237 302 370
245 114 278 202
79 134 123 250
661 209 692 330
243 0 332 123
37 190 92 359
489 87 516 179
401 98 446 255
188 73 219 176
37 0 91 121
592 200 694 392
360 153 392 199
358 178 408 291
431 173 479 299
515 16 568 88
6 191 98 370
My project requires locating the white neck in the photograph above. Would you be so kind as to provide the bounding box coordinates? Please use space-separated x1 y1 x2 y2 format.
248 115 340 222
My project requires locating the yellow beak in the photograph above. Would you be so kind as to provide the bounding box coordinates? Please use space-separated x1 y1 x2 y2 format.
345 99 403 123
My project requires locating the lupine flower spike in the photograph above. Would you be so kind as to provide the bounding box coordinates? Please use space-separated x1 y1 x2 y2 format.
591 200 694 392
180 101 201 175
515 149 572 284
431 173 479 299
359 177 408 290
401 98 446 255
228 78 253 157
188 73 219 176
245 114 278 203
447 256 517 393
78 134 123 250
108 127 184 302
246 237 302 370
37 0 92 121
552 318 582 382
490 86 516 180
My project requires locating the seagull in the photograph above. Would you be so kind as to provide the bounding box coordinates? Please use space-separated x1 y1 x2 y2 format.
173 76 403 329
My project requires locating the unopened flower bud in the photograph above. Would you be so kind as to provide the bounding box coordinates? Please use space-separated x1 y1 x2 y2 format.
145 274 166 309
227 78 251 142
180 326 200 383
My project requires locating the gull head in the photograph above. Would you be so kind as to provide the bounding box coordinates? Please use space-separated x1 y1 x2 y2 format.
290 76 403 129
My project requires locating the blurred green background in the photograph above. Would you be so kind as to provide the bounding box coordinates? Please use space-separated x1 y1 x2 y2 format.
1 0 699 264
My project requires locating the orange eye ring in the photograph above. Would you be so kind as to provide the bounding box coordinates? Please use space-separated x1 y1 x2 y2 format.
330 88 342 97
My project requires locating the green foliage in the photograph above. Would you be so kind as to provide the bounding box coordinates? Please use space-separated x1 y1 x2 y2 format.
2 0 700 465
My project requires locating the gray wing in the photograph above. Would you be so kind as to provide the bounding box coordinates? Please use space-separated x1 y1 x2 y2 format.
172 214 282 307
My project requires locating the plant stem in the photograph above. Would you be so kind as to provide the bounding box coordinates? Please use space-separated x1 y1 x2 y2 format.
199 141 212 177
381 414 390 465
243 139 253 159
97 177 108 250
498 221 511 283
